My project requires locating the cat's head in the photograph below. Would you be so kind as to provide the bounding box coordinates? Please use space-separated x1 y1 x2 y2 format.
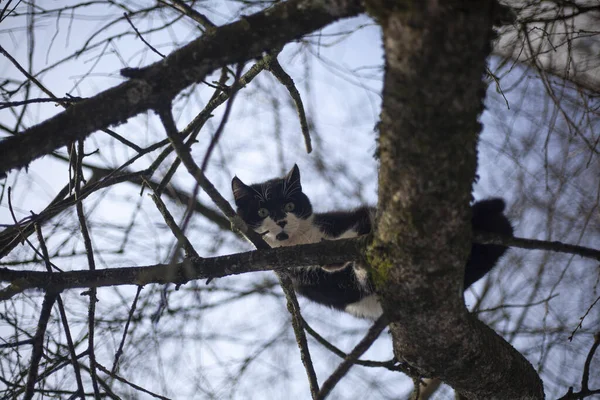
232 165 313 246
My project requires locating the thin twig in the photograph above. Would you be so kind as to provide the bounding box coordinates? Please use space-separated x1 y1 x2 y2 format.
24 291 58 400
316 316 388 400
148 187 200 259
557 332 600 400
149 175 202 301
6 188 62 272
569 295 600 341
279 272 320 398
0 97 82 110
0 339 34 349
1 168 146 259
582 332 600 393
267 57 312 153
476 293 560 314
35 349 91 389
97 362 172 400
34 223 85 399
91 375 121 400
111 286 143 375
200 63 244 172
74 140 101 399
101 127 143 152
0 44 58 100
155 67 229 196
302 317 409 371
124 12 165 58
165 0 216 29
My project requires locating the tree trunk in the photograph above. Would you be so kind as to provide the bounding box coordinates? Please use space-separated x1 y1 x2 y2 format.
367 1 545 398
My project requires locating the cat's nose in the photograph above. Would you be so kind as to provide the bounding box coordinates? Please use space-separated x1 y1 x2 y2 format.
277 220 287 228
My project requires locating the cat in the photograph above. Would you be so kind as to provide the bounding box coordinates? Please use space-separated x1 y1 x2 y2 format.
232 164 513 319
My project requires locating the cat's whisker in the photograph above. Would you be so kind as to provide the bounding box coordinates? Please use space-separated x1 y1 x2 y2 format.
251 186 266 203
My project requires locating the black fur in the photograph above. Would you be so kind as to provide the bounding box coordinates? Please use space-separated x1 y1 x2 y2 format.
465 198 513 288
232 165 513 317
313 207 373 237
232 165 312 231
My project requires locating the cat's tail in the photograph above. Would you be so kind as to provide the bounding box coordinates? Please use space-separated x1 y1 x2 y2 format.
464 198 513 289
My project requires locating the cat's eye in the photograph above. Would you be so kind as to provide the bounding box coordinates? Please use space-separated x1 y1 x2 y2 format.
258 208 269 218
284 202 295 212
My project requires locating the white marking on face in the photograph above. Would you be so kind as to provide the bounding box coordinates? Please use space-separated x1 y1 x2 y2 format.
258 214 323 247
345 295 383 319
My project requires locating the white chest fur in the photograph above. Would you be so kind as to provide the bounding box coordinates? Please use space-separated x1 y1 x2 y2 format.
345 295 383 319
258 214 382 319
261 215 360 247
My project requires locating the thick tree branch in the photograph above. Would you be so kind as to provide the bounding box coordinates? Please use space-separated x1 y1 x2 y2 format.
2 230 598 299
369 1 544 398
0 237 368 297
0 0 364 176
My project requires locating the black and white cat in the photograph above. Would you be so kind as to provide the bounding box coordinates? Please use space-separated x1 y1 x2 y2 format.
232 165 513 319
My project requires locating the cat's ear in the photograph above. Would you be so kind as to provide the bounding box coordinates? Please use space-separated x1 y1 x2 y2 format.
285 164 301 190
232 176 252 203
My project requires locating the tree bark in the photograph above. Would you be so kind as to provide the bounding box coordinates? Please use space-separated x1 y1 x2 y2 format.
0 236 367 296
367 1 545 398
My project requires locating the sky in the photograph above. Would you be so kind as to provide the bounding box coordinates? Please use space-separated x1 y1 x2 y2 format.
1 1 599 399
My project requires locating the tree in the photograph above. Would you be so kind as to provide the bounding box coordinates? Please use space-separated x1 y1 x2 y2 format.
0 1 599 399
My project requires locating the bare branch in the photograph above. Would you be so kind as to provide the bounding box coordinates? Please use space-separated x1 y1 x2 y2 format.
124 12 165 58
267 57 312 153
96 362 171 400
73 140 101 399
0 236 366 294
149 189 200 259
35 223 85 399
557 332 600 400
316 316 388 399
0 0 364 176
474 232 600 261
24 292 57 400
164 0 216 30
110 286 143 375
